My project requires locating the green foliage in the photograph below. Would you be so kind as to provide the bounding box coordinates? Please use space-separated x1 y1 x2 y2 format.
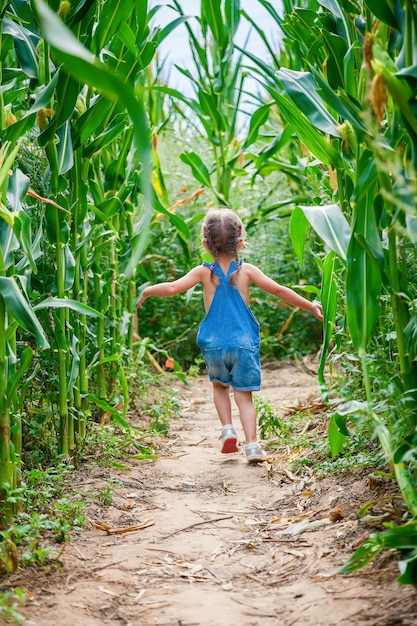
339 521 417 585
96 486 113 507
1 0 417 588
138 132 324 368
254 394 292 440
0 588 31 625
0 464 85 583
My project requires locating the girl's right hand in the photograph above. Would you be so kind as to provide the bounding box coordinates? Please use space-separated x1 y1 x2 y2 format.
137 291 148 309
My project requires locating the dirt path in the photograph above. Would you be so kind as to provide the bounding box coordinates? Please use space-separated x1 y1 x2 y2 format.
19 364 416 625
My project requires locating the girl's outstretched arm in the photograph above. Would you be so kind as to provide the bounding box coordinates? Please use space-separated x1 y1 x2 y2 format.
137 265 205 308
247 264 324 322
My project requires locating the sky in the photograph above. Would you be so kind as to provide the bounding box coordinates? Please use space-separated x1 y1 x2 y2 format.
148 0 283 105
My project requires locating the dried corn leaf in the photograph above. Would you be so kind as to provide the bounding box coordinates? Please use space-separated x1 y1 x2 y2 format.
90 518 155 534
275 517 332 535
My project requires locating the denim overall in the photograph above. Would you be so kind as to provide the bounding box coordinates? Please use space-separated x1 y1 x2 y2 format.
197 260 261 391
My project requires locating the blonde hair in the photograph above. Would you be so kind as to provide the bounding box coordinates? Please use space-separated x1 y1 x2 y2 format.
202 208 245 282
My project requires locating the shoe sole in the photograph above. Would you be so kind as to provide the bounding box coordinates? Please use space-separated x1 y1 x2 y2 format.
221 437 238 453
247 456 267 464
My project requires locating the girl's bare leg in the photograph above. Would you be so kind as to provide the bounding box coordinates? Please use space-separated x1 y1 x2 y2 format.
234 390 257 443
213 382 232 426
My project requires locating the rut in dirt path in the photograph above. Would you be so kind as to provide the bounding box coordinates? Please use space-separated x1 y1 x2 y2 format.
19 364 417 626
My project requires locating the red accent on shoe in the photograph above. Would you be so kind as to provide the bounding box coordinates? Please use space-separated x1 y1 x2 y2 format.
221 437 238 454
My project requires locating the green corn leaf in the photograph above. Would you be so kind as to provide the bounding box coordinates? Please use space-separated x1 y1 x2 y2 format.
33 297 105 318
0 141 21 194
29 71 60 110
87 394 130 431
354 151 378 200
115 21 137 55
83 114 129 158
54 71 83 128
3 73 60 143
3 17 39 79
298 203 351 261
152 192 191 240
364 0 401 29
172 0 210 75
289 206 310 268
92 0 133 54
379 523 417 550
0 0 13 13
0 277 49 349
0 219 18 269
276 68 340 136
198 88 227 131
6 346 33 406
56 121 74 175
118 363 129 419
2 112 37 143
268 90 344 167
254 0 282 23
202 0 226 49
136 40 157 71
180 151 213 189
318 251 339 389
328 414 347 458
63 244 76 291
398 549 417 585
136 0 151 42
67 333 80 396
322 31 347 91
39 72 83 145
93 354 121 366
225 0 240 38
72 97 113 148
157 16 190 44
244 104 271 149
14 211 37 273
87 204 118 231
255 127 294 168
151 84 206 120
31 0 151 166
339 522 417 579
334 400 368 438
310 67 368 132
338 535 384 573
99 197 124 220
343 40 361 98
346 193 382 351
235 45 277 82
6 167 29 211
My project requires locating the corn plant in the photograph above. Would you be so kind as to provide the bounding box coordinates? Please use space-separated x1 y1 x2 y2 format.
244 0 417 581
152 0 278 206
0 0 191 521
0 144 51 526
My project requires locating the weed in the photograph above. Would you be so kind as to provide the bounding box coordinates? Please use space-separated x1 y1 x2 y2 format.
0 588 33 625
254 394 292 440
0 463 87 584
97 487 113 507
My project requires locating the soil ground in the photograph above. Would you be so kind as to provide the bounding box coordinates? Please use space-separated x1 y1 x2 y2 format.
11 363 417 625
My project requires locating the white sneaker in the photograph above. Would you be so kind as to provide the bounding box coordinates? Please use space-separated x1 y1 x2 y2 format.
245 443 267 464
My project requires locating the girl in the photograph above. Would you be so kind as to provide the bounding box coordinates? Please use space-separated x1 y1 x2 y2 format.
138 208 323 463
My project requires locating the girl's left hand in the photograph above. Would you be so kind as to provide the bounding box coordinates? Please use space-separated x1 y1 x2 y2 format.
311 302 324 322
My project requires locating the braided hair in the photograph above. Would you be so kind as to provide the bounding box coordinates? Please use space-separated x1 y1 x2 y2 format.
202 208 245 284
